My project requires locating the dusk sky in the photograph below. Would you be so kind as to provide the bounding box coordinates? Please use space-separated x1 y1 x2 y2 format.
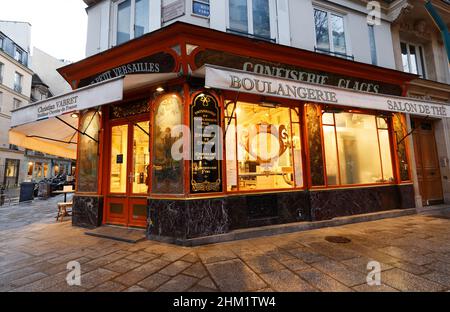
0 0 88 62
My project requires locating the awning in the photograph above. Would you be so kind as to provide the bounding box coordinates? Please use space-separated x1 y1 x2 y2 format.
9 73 178 159
203 65 450 118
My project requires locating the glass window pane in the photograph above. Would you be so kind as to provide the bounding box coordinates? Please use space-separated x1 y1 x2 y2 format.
152 94 184 194
135 0 149 38
323 125 338 185
77 111 100 193
378 129 394 182
335 113 383 184
110 125 128 193
322 112 334 125
331 14 346 54
117 0 131 45
226 120 238 191
314 9 330 51
401 42 410 73
376 116 388 129
229 0 248 33
252 0 270 38
418 46 426 78
132 121 149 194
233 102 295 191
292 122 303 187
408 44 419 75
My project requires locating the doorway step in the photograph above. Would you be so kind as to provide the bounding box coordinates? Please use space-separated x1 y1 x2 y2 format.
85 225 146 243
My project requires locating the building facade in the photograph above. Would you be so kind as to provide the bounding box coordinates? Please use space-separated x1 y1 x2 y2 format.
8 0 450 243
0 30 32 188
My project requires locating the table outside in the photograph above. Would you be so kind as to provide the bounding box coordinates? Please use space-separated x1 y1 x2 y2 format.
53 190 75 203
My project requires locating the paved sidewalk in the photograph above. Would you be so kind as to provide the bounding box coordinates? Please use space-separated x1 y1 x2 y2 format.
1 200 450 292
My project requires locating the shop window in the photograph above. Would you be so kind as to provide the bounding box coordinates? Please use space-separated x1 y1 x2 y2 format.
43 163 49 177
115 0 150 45
35 162 43 178
152 94 184 194
228 0 275 40
401 42 426 78
77 110 100 193
322 111 394 186
110 125 128 193
132 121 150 194
27 162 34 176
314 8 348 58
4 159 20 186
225 101 303 192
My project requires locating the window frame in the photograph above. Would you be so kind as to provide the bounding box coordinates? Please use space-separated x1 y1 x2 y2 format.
0 62 3 84
400 41 427 78
226 0 278 42
224 99 305 194
320 108 395 188
112 0 151 46
313 6 351 58
13 98 22 110
14 72 23 94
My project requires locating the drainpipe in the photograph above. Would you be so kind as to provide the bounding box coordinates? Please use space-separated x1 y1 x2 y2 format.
425 0 450 63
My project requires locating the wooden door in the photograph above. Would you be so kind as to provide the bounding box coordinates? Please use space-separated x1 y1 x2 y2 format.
105 118 150 228
412 119 443 206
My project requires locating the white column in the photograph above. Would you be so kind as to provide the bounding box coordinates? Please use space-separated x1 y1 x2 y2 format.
150 0 162 32
276 0 290 45
210 0 227 32
405 114 423 210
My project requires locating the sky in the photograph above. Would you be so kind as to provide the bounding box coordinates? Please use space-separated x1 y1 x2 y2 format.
0 0 88 62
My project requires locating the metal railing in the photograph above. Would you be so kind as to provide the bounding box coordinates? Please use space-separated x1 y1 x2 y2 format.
314 47 354 61
226 28 276 43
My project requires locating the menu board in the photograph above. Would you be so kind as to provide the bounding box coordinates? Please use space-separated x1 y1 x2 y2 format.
190 93 222 193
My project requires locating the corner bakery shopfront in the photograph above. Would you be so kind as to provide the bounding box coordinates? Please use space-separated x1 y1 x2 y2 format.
9 23 449 243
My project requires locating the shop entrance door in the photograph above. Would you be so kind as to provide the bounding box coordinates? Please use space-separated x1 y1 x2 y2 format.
105 118 150 228
412 118 444 206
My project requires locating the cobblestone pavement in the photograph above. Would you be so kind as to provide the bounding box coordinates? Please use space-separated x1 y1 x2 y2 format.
1 201 450 292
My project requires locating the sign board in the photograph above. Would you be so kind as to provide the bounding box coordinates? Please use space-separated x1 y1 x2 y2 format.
193 1 210 17
78 52 176 87
205 65 450 118
195 49 403 96
162 0 185 23
11 77 124 127
190 93 222 193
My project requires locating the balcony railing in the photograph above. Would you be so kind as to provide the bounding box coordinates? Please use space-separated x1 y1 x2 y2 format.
226 28 276 43
314 47 354 61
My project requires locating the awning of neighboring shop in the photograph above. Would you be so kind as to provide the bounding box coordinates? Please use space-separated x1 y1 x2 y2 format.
9 73 178 159
201 64 450 119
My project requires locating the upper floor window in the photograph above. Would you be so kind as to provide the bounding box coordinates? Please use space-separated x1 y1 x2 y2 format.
14 72 23 93
0 35 4 50
0 91 3 113
228 0 275 40
314 8 348 57
115 0 150 45
0 62 4 84
401 42 426 78
13 98 21 110
368 24 378 66
14 47 23 63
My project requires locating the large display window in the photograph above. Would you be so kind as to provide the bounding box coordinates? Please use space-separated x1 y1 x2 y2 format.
225 101 303 192
321 110 394 186
151 93 184 194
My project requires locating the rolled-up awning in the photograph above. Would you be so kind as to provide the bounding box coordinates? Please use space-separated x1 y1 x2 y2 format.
9 73 178 159
203 65 450 118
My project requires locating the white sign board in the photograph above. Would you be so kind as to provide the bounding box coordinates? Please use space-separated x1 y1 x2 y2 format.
11 77 124 127
205 65 450 118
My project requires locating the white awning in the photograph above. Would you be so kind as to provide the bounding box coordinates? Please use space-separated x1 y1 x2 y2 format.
204 65 450 118
9 73 178 159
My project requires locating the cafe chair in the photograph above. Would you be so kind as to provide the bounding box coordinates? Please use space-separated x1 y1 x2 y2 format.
56 201 73 222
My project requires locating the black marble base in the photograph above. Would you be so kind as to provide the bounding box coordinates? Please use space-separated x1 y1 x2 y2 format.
148 184 415 240
310 184 415 221
72 195 103 229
